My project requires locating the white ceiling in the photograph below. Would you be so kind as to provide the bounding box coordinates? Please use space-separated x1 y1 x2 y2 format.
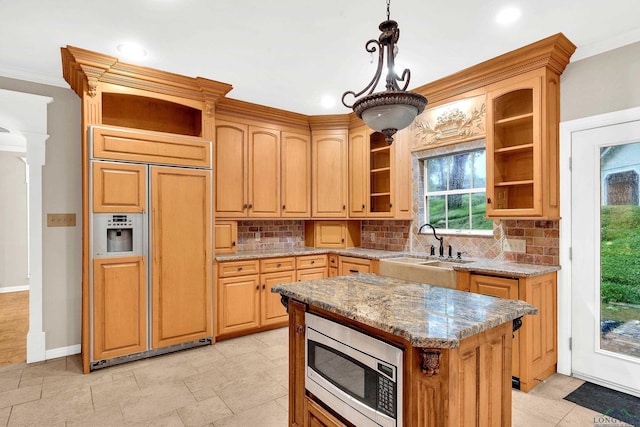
1 0 640 115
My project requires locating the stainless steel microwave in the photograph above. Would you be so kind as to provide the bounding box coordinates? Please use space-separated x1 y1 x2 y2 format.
305 313 403 427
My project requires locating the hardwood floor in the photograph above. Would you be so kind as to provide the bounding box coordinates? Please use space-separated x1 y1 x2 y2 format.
0 291 28 366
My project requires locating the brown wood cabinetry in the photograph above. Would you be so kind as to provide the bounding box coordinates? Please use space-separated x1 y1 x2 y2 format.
151 167 212 349
458 270 557 392
260 269 295 326
338 256 378 275
304 221 361 248
281 132 312 218
312 131 348 218
328 254 338 277
92 256 146 360
304 397 347 427
217 274 261 335
214 221 238 254
348 127 412 219
296 254 328 281
288 300 514 427
248 126 281 217
92 162 146 213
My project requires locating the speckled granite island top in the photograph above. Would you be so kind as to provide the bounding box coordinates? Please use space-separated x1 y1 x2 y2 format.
272 273 537 349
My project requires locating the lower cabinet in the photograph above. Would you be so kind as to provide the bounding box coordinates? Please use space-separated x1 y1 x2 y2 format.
338 256 379 275
216 255 327 339
92 256 147 360
458 270 557 392
304 397 346 427
328 255 338 277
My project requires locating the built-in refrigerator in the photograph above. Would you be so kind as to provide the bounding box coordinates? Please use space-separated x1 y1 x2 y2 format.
88 126 212 370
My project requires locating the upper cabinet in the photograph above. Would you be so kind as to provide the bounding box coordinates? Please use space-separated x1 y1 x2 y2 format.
214 116 311 219
348 127 412 219
410 33 575 220
312 130 348 218
281 132 312 218
485 68 559 219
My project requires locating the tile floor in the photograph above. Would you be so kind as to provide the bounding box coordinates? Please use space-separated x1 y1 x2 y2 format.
0 327 623 426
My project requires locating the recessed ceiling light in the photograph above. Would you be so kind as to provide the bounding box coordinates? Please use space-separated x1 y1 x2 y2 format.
321 95 336 109
116 43 147 60
495 7 521 25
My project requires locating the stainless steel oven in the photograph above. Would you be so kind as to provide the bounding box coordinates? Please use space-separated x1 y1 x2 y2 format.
305 313 403 427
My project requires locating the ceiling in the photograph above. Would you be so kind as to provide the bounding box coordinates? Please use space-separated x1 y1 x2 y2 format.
1 0 640 115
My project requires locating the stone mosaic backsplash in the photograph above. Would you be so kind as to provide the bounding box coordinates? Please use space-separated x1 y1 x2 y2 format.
360 220 411 251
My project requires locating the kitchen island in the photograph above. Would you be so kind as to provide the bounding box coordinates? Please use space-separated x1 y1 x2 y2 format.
273 273 537 427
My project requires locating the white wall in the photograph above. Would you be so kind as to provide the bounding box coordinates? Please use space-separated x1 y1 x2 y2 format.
561 41 640 121
0 76 81 352
0 151 28 289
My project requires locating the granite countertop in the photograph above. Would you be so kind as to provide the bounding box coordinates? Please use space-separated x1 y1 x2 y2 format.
216 247 560 278
272 273 537 349
215 247 403 262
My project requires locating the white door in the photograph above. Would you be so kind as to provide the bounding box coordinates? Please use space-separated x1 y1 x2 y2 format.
571 114 640 397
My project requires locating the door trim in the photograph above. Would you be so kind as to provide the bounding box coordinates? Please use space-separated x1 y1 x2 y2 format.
559 105 640 376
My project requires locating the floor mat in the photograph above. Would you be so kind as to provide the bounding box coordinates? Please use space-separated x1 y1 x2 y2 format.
564 382 640 426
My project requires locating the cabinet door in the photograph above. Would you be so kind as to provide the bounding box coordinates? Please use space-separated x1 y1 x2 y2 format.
215 121 248 217
369 132 393 217
312 132 348 217
260 270 295 327
282 132 311 217
296 267 328 281
348 129 368 217
304 397 347 427
217 274 260 335
93 256 146 360
314 222 346 248
469 274 520 380
92 162 146 213
486 72 543 217
338 256 371 275
214 221 237 254
393 128 412 219
151 167 212 348
248 126 280 217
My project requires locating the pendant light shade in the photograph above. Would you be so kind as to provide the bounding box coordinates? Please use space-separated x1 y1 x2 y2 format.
342 2 427 144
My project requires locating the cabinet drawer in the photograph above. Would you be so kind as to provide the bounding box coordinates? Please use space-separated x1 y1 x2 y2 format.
328 254 338 267
218 260 260 278
297 254 327 270
260 257 295 273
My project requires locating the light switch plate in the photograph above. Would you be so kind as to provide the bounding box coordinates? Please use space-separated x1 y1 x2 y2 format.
503 238 526 253
47 213 76 227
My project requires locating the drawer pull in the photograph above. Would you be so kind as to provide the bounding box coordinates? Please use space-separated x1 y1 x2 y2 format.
237 267 243 271
349 269 358 273
277 263 282 268
311 260 315 264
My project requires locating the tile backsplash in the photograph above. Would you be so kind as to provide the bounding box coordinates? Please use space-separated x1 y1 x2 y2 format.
236 220 305 251
360 220 411 251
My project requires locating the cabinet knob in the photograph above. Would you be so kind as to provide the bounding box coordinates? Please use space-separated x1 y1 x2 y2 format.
248 203 253 208
256 285 260 290
362 204 365 209
262 284 266 290
311 260 315 264
342 205 346 210
243 204 249 209
389 203 393 208
277 263 282 267
232 241 236 247
238 267 243 271
282 205 286 210
487 197 492 204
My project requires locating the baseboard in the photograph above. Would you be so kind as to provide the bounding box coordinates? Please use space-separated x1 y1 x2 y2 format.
45 344 81 360
0 285 29 293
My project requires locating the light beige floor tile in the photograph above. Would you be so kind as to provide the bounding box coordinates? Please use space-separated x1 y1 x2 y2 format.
176 395 233 426
7 385 93 425
190 387 219 402
529 373 585 401
182 366 229 393
253 328 288 347
213 335 270 359
18 375 43 389
0 384 41 409
0 369 22 393
257 342 289 362
512 389 577 426
128 410 185 427
213 374 287 413
120 382 196 424
0 407 10 426
91 374 140 410
213 400 288 427
66 405 126 426
215 351 277 379
275 394 288 412
20 357 73 380
266 356 289 388
133 362 200 390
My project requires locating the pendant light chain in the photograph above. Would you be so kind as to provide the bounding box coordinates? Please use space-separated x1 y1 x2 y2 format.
386 0 391 20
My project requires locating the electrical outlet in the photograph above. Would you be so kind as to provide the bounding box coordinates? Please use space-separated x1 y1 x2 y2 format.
502 238 526 253
255 231 260 241
47 213 76 227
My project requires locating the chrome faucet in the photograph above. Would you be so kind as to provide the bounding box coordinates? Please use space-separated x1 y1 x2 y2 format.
418 223 444 257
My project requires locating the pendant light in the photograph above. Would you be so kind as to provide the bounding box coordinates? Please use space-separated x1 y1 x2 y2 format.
342 0 428 144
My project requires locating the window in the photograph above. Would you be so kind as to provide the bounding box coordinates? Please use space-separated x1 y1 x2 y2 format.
424 149 493 232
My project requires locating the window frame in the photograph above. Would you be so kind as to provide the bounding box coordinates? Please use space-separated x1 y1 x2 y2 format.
423 148 493 236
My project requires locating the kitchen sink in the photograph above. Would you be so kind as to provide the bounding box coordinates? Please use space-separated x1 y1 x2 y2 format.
378 257 473 289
